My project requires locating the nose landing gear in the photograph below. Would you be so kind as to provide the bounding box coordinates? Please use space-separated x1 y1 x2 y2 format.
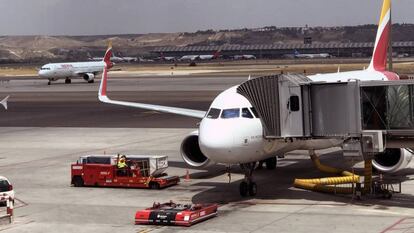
239 162 258 197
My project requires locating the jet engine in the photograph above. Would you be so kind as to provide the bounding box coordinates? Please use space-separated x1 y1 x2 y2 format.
83 73 95 82
180 131 212 168
372 148 413 173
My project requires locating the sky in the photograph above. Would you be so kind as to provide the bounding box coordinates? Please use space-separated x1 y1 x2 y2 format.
0 0 413 36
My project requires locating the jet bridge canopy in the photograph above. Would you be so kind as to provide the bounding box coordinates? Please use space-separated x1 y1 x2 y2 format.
237 74 414 146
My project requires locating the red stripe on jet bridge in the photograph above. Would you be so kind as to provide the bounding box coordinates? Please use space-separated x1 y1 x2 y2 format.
372 22 390 71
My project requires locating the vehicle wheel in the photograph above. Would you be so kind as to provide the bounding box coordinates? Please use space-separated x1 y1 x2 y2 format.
73 176 84 187
249 182 257 196
150 182 160 190
239 181 249 197
265 157 277 170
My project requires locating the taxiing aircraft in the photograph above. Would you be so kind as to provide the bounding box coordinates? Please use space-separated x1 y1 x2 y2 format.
98 0 411 196
39 44 113 85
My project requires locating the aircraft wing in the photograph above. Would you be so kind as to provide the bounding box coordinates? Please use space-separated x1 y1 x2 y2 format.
98 64 206 119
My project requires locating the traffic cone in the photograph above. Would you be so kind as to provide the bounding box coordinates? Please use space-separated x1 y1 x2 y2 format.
185 169 191 182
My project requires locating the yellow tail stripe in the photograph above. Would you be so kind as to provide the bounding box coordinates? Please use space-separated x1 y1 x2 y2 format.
379 0 391 25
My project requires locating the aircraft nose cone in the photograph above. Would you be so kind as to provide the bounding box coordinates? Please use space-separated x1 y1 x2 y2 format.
198 120 236 163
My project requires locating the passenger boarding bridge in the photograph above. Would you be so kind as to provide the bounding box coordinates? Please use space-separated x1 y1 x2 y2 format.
237 74 414 160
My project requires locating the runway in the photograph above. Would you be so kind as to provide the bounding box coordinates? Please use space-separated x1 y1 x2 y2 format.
0 76 248 127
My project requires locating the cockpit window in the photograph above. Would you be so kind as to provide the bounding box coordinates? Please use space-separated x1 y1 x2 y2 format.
242 108 254 119
40 67 51 70
221 108 240 119
206 108 221 119
250 107 259 118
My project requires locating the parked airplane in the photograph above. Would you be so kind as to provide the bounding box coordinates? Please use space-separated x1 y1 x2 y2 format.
232 55 257 60
293 50 331 59
90 54 137 63
180 50 221 61
0 95 9 110
154 53 176 62
39 44 113 85
98 0 409 196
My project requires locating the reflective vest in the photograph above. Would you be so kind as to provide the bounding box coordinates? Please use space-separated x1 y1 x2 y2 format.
118 160 127 169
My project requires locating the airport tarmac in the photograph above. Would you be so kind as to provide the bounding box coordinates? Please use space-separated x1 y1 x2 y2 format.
0 75 414 233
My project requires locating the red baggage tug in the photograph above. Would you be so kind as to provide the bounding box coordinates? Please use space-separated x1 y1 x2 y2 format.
71 155 179 189
135 201 218 226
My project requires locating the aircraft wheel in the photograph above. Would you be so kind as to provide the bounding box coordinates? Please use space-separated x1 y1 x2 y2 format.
249 182 257 196
88 80 94 83
47 81 51 85
65 78 71 84
265 157 277 170
239 181 249 197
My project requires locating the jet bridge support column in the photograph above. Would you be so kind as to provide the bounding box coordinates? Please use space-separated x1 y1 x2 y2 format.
364 159 373 194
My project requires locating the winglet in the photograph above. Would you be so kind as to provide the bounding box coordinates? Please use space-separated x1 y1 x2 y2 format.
368 0 391 71
103 41 113 69
0 95 9 110
98 64 109 102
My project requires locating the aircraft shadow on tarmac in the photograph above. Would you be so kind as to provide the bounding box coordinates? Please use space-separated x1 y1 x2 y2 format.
169 153 414 209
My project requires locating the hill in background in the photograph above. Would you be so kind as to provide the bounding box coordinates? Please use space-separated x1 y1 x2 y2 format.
0 24 413 63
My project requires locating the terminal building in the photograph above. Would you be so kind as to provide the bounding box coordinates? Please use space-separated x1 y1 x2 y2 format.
152 41 414 59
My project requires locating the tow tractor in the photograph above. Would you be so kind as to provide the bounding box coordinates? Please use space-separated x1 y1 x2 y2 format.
71 154 179 189
135 201 218 226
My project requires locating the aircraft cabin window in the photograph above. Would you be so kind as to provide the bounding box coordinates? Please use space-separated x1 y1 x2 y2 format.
242 108 254 119
250 107 259 118
289 96 300 112
206 108 221 119
221 108 240 119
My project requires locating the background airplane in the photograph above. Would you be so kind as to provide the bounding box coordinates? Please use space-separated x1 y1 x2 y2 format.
39 43 113 85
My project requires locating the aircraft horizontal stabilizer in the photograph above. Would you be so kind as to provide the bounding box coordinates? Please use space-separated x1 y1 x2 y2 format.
0 95 9 110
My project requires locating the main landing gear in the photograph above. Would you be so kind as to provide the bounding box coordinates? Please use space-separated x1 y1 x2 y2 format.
239 162 258 197
65 78 72 84
238 157 278 197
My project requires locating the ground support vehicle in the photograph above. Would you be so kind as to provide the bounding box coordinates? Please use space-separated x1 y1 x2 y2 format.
135 202 218 226
71 155 179 189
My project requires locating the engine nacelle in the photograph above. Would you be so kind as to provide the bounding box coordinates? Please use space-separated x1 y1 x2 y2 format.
373 148 413 173
180 131 212 168
83 73 95 81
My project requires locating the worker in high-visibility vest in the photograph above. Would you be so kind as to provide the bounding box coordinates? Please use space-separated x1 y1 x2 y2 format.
117 155 128 176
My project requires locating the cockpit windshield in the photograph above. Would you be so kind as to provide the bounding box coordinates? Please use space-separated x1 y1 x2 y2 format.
40 67 51 70
221 108 240 119
250 107 259 118
206 108 221 119
242 108 254 118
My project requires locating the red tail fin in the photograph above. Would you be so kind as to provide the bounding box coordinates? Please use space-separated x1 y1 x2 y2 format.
103 41 113 68
368 0 391 71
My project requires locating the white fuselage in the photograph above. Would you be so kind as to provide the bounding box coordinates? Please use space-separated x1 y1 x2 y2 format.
197 86 343 165
38 61 105 79
196 68 395 165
